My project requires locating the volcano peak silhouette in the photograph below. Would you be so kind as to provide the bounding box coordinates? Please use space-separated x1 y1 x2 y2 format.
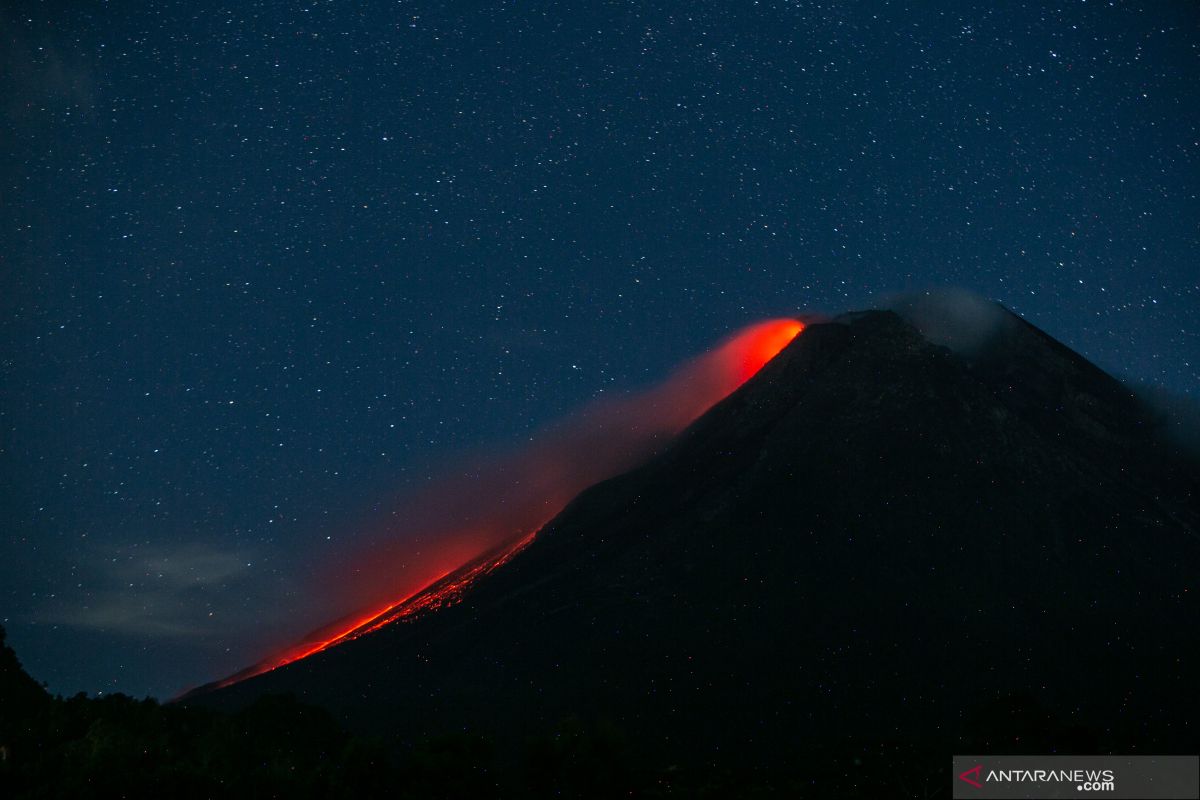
187 307 1199 788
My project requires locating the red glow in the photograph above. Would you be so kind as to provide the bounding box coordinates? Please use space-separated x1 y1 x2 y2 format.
210 531 538 688
208 318 803 689
730 320 807 384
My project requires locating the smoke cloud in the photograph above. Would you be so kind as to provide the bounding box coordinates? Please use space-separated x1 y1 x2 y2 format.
333 319 804 614
222 319 805 685
882 288 1016 354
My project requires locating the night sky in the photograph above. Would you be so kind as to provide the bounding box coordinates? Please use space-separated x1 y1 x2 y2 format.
2 1 1197 700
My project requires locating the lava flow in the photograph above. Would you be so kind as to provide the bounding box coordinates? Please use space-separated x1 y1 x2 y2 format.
207 530 539 689
732 319 807 384
201 318 804 691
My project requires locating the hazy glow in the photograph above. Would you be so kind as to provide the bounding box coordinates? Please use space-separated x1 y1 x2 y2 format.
210 319 803 688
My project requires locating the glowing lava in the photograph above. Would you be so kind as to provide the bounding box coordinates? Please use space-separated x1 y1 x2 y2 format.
728 319 808 385
202 318 804 691
209 530 538 689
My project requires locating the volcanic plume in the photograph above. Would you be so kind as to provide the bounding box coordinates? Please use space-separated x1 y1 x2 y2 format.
212 319 805 686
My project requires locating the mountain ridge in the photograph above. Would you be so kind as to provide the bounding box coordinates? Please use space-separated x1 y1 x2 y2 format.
187 306 1199 789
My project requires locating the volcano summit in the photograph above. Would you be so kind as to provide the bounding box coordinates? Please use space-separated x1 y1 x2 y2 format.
187 306 1200 795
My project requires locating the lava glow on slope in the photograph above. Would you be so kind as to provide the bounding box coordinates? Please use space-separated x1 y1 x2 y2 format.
203 319 803 691
733 319 807 384
207 531 539 689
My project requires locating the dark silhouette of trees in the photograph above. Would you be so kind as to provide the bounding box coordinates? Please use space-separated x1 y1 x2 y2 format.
0 624 1119 798
0 625 414 798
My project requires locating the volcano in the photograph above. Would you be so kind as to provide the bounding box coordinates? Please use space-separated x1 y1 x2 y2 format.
185 307 1200 794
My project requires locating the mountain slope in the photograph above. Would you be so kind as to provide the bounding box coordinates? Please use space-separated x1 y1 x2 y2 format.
189 308 1200 790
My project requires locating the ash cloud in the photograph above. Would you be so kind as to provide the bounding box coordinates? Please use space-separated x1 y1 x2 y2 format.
880 288 1016 355
881 289 1200 455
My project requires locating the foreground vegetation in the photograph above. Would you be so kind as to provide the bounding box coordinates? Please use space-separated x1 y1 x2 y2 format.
0 625 513 798
1 624 1111 798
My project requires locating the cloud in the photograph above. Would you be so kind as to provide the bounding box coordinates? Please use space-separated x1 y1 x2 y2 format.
879 287 1016 354
38 542 257 639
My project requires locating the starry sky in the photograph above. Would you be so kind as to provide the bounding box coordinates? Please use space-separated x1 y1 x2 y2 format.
2 1 1197 699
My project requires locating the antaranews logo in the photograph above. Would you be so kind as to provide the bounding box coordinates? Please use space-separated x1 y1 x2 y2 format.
958 764 983 789
957 763 1114 792
951 755 1198 799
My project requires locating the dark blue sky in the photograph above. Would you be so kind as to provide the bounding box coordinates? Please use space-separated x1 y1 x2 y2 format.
2 0 1197 699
